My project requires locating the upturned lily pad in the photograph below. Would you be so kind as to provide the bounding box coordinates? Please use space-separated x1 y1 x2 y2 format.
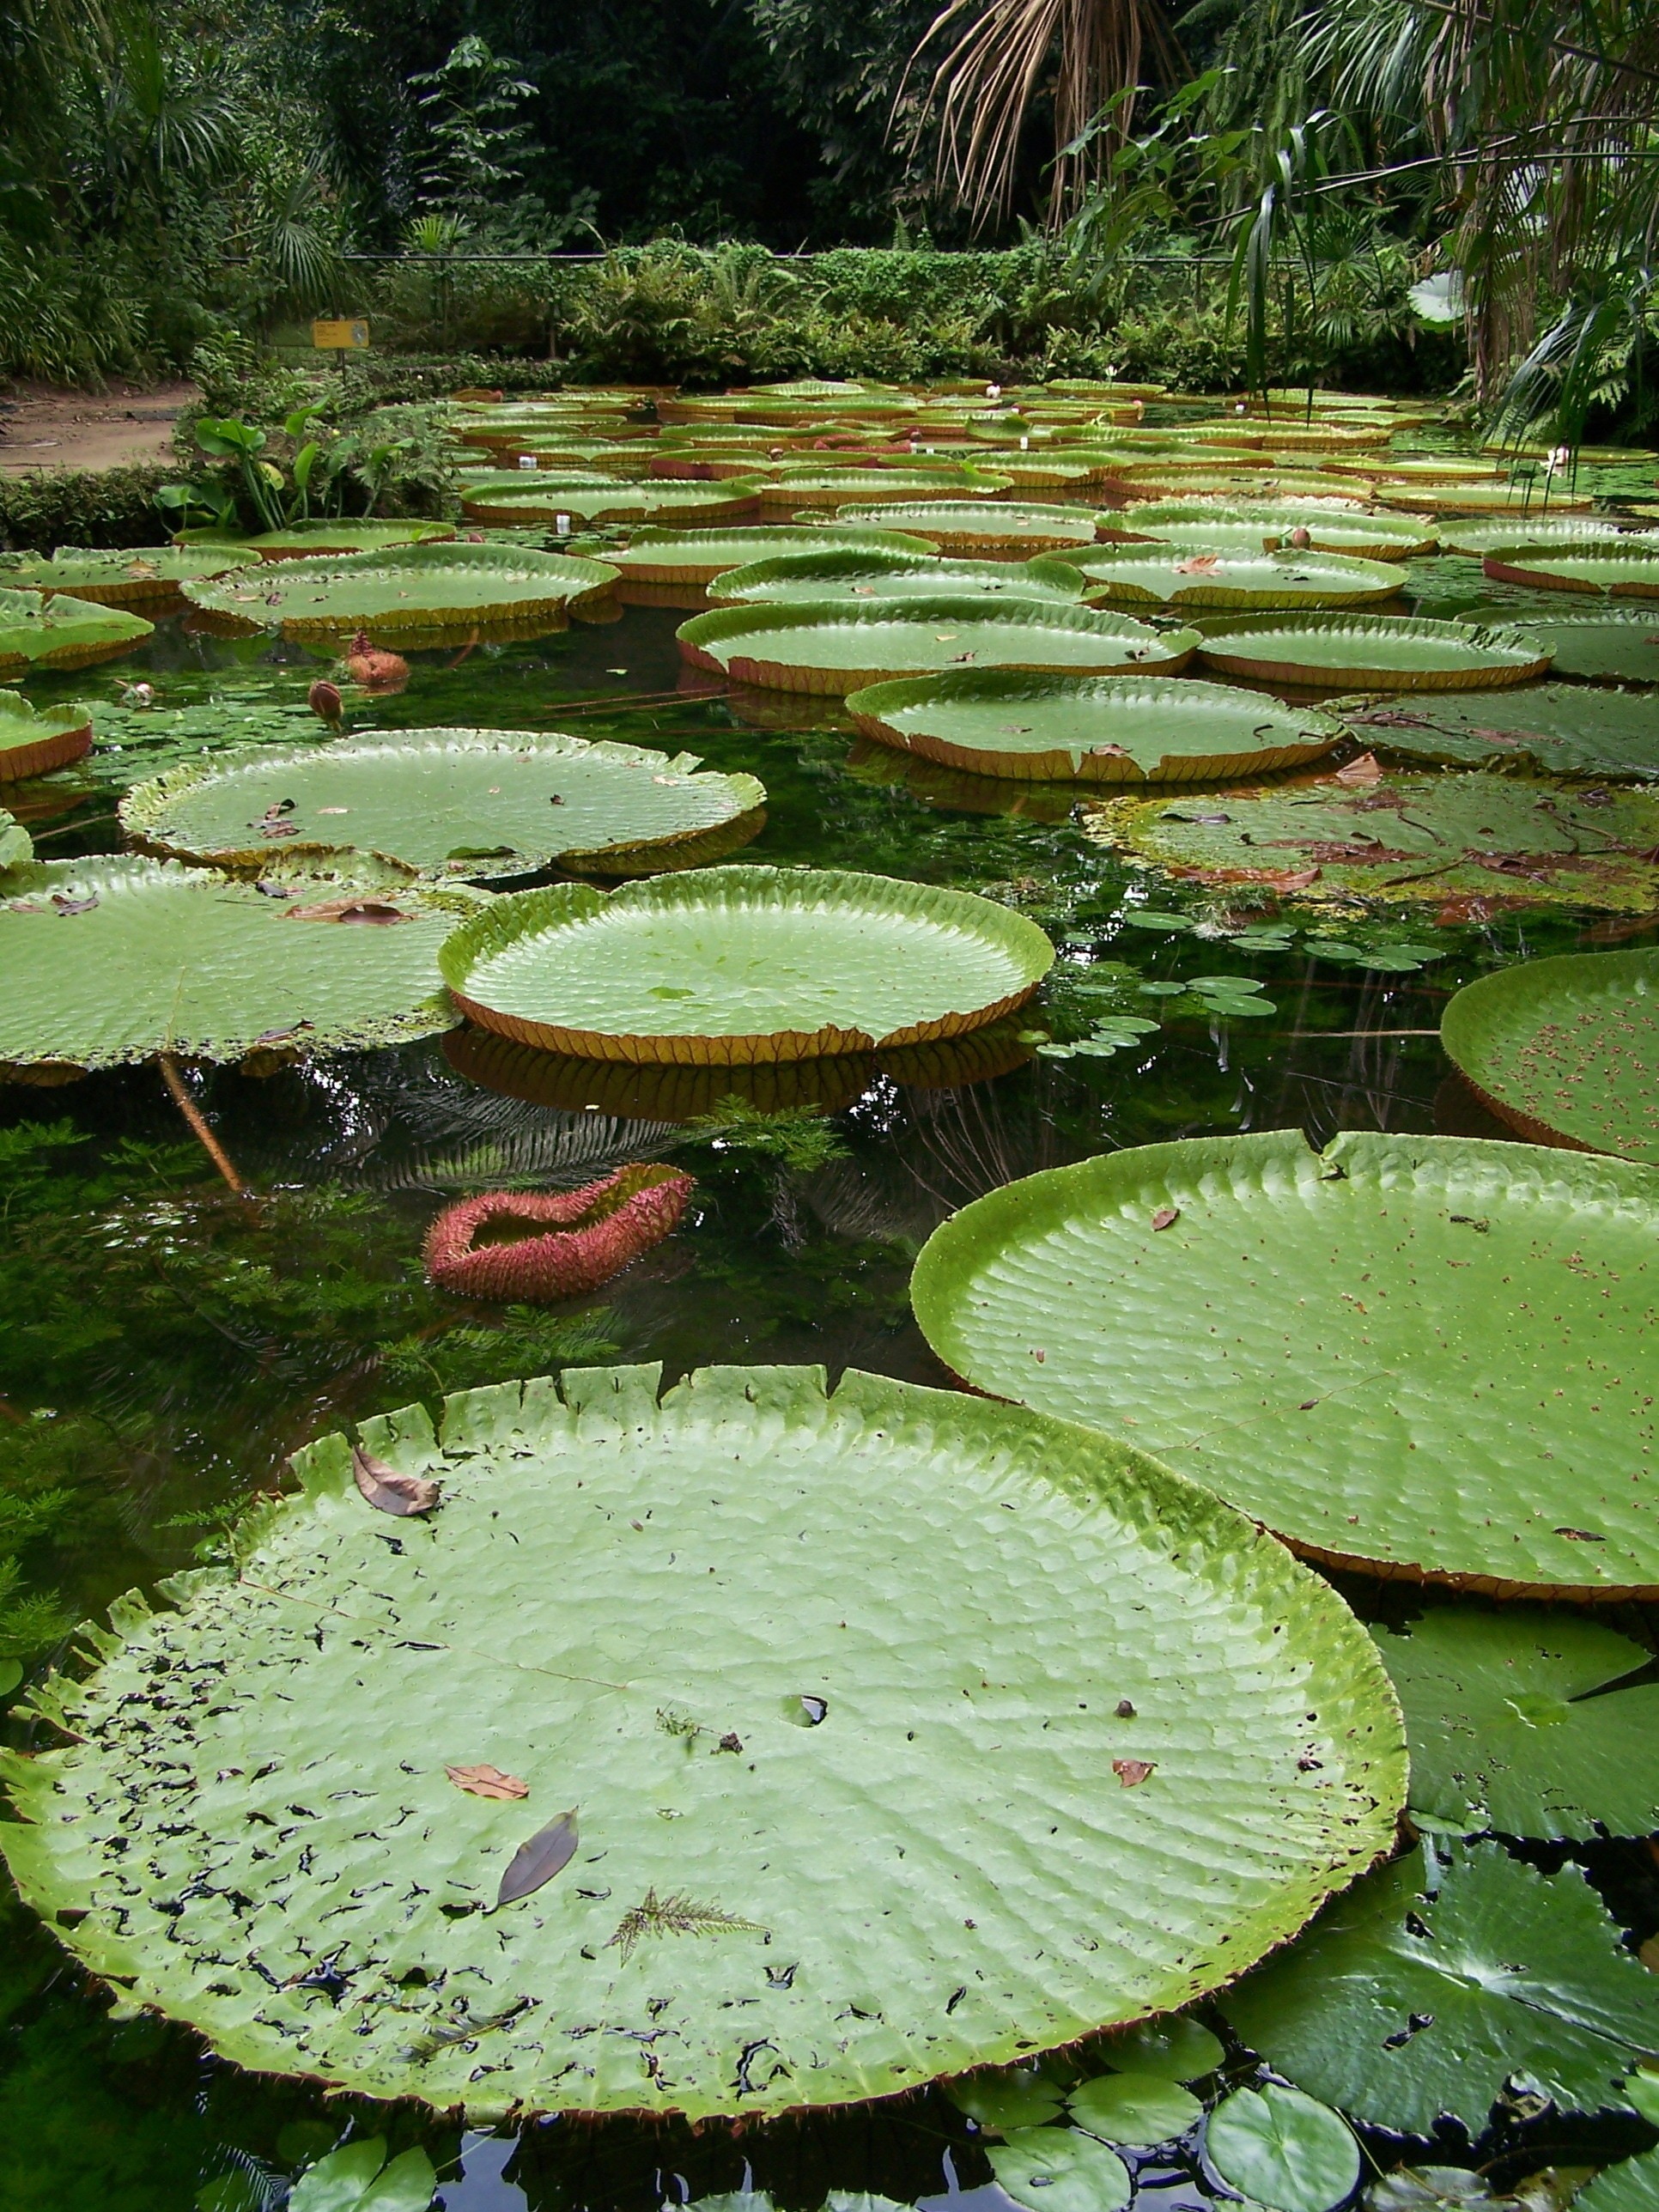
119 731 765 883
0 857 464 1073
768 468 1009 510
1483 549 1659 595
180 521 456 559
1439 951 1659 1161
846 671 1342 783
1342 688 1659 778
1206 2085 1360 2212
606 526 935 584
1121 503 1435 560
677 600 1196 695
1403 483 1594 515
910 1127 1659 1596
1374 1607 1659 1839
1086 772 1659 912
1437 521 1639 558
184 544 620 640
0 691 93 780
830 502 1102 556
707 550 1085 605
0 587 153 673
440 865 1054 1061
0 545 258 604
463 482 761 526
1196 614 1550 690
1221 1842 1659 2133
1486 615 1659 685
0 1364 1403 2118
1045 550 1403 611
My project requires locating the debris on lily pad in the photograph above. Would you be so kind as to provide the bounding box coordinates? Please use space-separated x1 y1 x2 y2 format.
1343 687 1659 779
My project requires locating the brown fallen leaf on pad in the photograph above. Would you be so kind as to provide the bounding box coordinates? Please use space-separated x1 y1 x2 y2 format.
287 898 414 925
352 1442 441 1516
447 1763 529 1801
1174 554 1221 574
1151 1206 1181 1231
1334 752 1382 787
1114 1759 1156 1787
497 1808 580 1906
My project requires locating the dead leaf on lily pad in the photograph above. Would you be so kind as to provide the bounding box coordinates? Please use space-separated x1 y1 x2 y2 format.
447 1763 529 1801
1114 1759 1156 1787
351 1443 441 1516
287 898 414 925
497 1808 580 1906
1335 753 1382 787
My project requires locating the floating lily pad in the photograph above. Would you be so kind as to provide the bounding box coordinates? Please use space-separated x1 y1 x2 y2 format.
440 865 1054 1062
184 544 620 640
846 671 1342 783
1374 1607 1659 1839
707 550 1084 605
767 469 1008 511
949 2069 1066 2130
0 588 153 674
1121 502 1434 561
1098 2014 1225 2081
1206 2085 1361 2212
677 600 1196 695
830 502 1101 556
120 730 766 883
1403 483 1594 515
0 1363 1403 2118
1044 549 1403 611
1221 1842 1659 2133
1341 687 1659 777
0 692 93 780
1577 2154 1659 2212
1439 951 1659 1162
1483 549 1659 596
910 1128 1659 1595
605 526 935 584
1070 2072 1202 2145
989 2130 1132 2212
0 857 463 1073
0 545 258 605
1196 614 1550 691
1486 614 1659 685
463 481 761 526
178 521 456 560
1087 772 1659 912
1437 520 1643 558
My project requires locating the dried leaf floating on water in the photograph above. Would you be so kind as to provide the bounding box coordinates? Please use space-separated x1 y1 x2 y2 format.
0 1363 1402 2118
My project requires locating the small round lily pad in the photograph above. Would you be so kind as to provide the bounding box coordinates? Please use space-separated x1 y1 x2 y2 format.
990 2129 1133 2212
1206 2085 1360 2212
1070 2072 1203 2145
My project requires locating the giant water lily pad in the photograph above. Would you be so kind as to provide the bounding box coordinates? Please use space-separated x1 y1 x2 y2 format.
463 482 760 526
1087 772 1659 912
1342 687 1659 778
1121 502 1434 561
0 857 463 1073
767 468 1008 510
0 691 93 780
184 544 619 640
1436 520 1639 558
1375 1607 1659 1839
830 502 1101 556
1483 548 1659 595
1222 1842 1659 2133
0 545 258 604
180 521 455 559
606 526 935 584
0 1363 1404 2119
910 1128 1659 1596
120 730 766 882
1196 614 1550 690
677 600 1196 696
1440 951 1659 1162
441 865 1054 1062
1043 549 1403 611
846 671 1343 783
1487 614 1659 684
707 550 1084 605
0 588 153 674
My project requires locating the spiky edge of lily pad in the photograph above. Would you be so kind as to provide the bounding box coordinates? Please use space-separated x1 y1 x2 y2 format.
437 863 1055 1064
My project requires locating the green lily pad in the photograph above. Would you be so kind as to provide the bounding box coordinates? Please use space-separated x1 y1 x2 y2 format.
0 857 464 1073
1120 503 1434 560
708 550 1085 605
1070 2071 1203 2144
846 671 1342 782
1577 2154 1659 2212
463 481 762 526
179 521 456 558
1439 951 1659 1162
1086 772 1659 913
1206 2086 1361 2212
0 692 93 781
119 730 766 883
769 468 1009 510
439 865 1054 1062
1046 550 1403 611
1405 482 1594 515
989 2130 1132 2212
1375 1606 1659 1839
0 806 33 871
949 2068 1066 2130
1342 686 1659 777
910 1127 1659 1595
288 2140 435 2212
1484 549 1659 595
1098 2014 1225 2080
1222 1842 1659 2134
829 502 1101 555
1486 614 1659 685
605 526 935 584
678 599 1197 696
1437 521 1641 558
184 544 619 641
0 588 153 675
1196 614 1550 691
0 545 258 605
0 1363 1404 2119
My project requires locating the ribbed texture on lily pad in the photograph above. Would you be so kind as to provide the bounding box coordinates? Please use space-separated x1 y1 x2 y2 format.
1195 612 1550 690
911 1129 1659 1598
438 865 1054 1063
0 1363 1403 2120
182 543 620 639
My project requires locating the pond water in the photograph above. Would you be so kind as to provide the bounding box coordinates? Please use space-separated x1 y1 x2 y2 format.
2 441 1656 2211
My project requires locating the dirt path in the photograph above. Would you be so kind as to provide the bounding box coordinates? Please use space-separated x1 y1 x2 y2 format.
0 379 201 476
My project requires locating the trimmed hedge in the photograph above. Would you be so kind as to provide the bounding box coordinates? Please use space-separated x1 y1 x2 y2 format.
0 463 176 552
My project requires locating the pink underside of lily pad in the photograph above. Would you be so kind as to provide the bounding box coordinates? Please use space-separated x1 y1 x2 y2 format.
423 1164 695 1302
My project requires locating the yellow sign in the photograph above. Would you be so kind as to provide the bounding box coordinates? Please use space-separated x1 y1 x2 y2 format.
312 319 369 351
